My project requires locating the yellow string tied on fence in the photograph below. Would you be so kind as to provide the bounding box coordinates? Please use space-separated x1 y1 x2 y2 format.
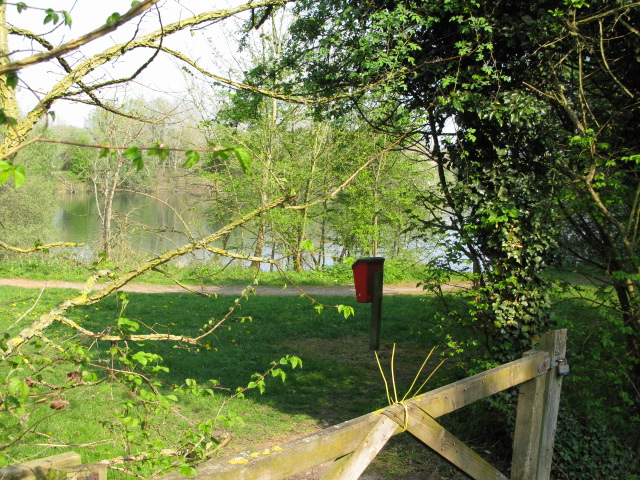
375 344 447 433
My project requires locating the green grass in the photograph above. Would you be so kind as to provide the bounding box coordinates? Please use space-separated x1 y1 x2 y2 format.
1 281 637 479
0 286 466 478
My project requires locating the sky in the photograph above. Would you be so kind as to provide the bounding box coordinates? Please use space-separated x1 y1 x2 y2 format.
8 1 249 127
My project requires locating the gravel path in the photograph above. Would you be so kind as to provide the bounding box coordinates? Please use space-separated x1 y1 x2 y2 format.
0 278 467 296
0 278 461 297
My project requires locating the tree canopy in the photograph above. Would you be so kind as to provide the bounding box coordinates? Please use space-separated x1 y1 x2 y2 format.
270 0 640 366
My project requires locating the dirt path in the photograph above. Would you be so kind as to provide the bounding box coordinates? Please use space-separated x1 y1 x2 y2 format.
0 278 468 296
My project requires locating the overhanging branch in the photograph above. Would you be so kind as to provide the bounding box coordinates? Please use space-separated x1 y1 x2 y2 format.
0 0 162 75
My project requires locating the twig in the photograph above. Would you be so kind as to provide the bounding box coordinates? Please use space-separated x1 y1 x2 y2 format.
0 241 84 253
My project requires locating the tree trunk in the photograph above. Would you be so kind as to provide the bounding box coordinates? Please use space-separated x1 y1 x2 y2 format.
252 219 266 270
0 5 19 147
293 132 322 271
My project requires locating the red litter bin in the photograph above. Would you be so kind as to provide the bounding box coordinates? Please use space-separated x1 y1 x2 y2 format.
352 257 385 303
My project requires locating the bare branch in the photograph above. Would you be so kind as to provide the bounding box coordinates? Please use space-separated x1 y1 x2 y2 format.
1 0 297 153
0 240 84 253
1 196 290 359
57 316 201 345
575 2 640 25
0 0 162 75
598 19 634 98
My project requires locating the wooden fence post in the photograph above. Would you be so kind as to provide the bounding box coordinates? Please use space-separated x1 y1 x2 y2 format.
49 463 107 480
511 329 567 480
369 268 383 351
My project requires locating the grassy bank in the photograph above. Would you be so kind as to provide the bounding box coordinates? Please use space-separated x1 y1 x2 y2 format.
0 254 429 287
0 286 469 478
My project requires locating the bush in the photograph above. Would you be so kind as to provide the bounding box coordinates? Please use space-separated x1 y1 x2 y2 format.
553 411 639 480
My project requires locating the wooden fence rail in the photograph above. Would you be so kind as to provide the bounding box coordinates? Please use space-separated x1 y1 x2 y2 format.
158 328 567 480
1 329 566 480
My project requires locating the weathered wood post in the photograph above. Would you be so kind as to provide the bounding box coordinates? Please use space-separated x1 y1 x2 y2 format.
0 452 81 480
511 329 567 480
49 463 107 480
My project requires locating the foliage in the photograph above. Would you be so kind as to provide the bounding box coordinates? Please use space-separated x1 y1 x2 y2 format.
553 409 640 479
2 0 640 475
0 175 56 247
0 285 304 473
273 0 640 464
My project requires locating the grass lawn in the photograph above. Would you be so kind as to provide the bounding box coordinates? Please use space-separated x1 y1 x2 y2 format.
1 286 471 478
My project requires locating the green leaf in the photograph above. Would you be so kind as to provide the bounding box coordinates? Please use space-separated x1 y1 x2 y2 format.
300 239 315 252
0 108 17 125
13 164 25 189
131 351 162 366
99 148 111 158
337 304 355 319
49 111 56 121
106 12 121 24
82 370 99 383
183 150 201 168
289 356 302 369
210 150 230 165
233 146 252 173
148 142 170 161
117 317 139 332
62 11 72 26
123 146 144 171
116 291 130 303
180 466 197 478
6 72 18 89
8 377 30 398
16 2 27 13
43 8 59 25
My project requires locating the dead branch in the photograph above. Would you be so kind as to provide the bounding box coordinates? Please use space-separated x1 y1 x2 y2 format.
0 240 84 253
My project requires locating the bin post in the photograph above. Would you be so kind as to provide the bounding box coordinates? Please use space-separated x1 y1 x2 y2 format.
370 267 383 351
351 257 384 351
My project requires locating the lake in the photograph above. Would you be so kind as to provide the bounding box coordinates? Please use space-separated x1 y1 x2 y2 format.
52 191 222 263
51 191 336 269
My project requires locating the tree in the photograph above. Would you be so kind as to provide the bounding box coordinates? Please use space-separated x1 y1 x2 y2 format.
0 0 306 471
272 0 640 464
279 0 639 351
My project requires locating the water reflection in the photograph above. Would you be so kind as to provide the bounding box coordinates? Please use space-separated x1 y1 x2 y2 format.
52 191 218 261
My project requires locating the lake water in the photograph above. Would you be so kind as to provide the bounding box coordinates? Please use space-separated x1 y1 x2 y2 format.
51 191 433 269
51 191 337 269
52 191 221 263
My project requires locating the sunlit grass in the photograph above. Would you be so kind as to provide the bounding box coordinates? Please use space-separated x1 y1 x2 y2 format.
1 286 449 476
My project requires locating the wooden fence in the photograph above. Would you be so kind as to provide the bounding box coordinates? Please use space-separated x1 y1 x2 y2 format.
1 329 567 480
